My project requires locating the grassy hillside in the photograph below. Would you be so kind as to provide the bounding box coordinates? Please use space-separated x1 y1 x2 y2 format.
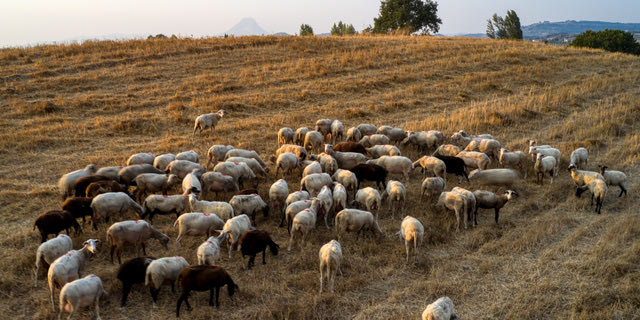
1 35 639 319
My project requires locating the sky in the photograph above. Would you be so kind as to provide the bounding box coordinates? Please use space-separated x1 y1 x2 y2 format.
1 0 639 47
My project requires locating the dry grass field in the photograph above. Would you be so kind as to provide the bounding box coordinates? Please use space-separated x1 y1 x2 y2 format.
1 35 639 319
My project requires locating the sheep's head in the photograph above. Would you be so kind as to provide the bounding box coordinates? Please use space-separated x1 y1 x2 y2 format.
567 164 577 172
160 234 171 249
505 190 517 200
83 239 100 254
217 109 227 118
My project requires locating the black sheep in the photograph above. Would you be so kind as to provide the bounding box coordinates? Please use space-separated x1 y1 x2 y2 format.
72 175 112 197
434 155 469 184
33 210 81 242
350 163 388 190
61 197 94 228
237 229 279 269
117 256 156 307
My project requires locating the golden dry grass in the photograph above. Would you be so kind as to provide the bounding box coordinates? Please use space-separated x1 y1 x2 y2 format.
1 35 639 319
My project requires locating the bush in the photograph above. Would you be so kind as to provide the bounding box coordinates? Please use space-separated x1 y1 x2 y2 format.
570 29 640 55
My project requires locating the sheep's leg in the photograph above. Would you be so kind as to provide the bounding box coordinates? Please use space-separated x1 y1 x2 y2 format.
150 287 160 307
262 250 267 265
110 245 115 264
141 243 147 255
209 288 214 306
405 240 410 263
95 295 102 320
214 286 221 308
494 208 500 224
121 283 132 307
413 236 418 263
319 264 324 293
619 186 626 197
50 287 56 312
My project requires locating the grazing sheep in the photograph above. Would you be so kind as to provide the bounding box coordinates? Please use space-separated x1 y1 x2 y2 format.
576 179 608 214
331 120 345 145
599 165 628 197
176 150 199 163
413 156 446 179
58 274 107 320
206 145 235 169
367 155 413 184
269 179 289 217
214 161 258 189
285 190 310 208
304 130 324 155
278 127 294 145
332 169 358 201
317 153 339 175
166 160 206 180
346 127 362 142
61 197 94 227
197 234 225 266
117 256 156 307
382 180 406 219
569 147 588 170
47 239 99 311
85 180 125 198
226 156 269 181
176 265 238 317
34 234 73 288
181 168 203 197
334 209 383 241
224 149 269 171
284 199 316 234
141 194 189 222
436 191 467 231
356 123 377 136
107 220 170 264
238 229 279 269
319 240 343 294
499 148 528 179
288 207 317 252
229 194 269 226
315 185 334 229
397 216 424 263
401 131 438 153
359 134 391 147
452 186 476 227
433 155 468 184
534 154 556 184
193 109 227 136
153 153 176 171
324 144 368 170
91 192 145 228
118 164 166 186
458 130 492 140
127 152 155 166
568 164 605 187
174 212 225 244
58 164 98 200
219 214 253 259
294 127 310 146
420 177 446 203
456 150 491 170
72 175 112 197
332 183 348 213
303 161 323 177
201 171 239 201
145 256 190 307
367 144 401 159
315 118 333 142
300 173 334 197
332 141 367 155
529 146 561 176
133 173 179 202
95 166 122 181
275 144 308 161
33 210 81 243
188 193 235 221
378 126 407 145
274 152 304 180
350 163 388 190
464 138 502 162
432 144 461 157
468 168 520 188
473 190 516 225
422 296 460 320
527 141 553 161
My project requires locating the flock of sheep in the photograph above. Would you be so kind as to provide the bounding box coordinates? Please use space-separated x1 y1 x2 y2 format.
33 109 629 319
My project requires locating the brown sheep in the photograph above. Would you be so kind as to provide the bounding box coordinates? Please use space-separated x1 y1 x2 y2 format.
33 210 82 243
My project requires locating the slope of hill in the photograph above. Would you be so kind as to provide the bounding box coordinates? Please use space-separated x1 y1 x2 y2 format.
224 17 269 36
523 20 640 38
1 36 639 319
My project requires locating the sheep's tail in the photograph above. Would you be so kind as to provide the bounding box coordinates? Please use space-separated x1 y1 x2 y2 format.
145 270 152 287
173 217 180 228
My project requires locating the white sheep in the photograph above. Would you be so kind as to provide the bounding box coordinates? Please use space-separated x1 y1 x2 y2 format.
568 163 604 187
166 160 206 180
382 180 406 219
352 187 382 220
294 127 309 146
286 190 310 207
225 156 269 180
599 165 628 197
317 153 339 176
319 240 343 294
401 131 438 153
432 144 461 157
127 152 155 166
229 193 269 226
174 212 225 244
458 130 492 140
452 186 476 228
377 126 407 144
106 220 170 264
153 153 176 171
413 156 446 180
334 209 383 241
356 123 377 136
58 274 107 320
34 234 73 288
359 134 390 147
420 177 446 203
288 207 317 252
213 161 258 189
285 199 315 233
206 145 234 169
456 150 491 170
397 216 424 263
535 154 556 184
346 127 362 142
304 130 324 155
332 183 348 213
58 164 99 200
269 179 289 217
224 149 269 171
300 173 334 197
468 168 520 188
315 118 333 142
90 192 144 226
275 152 303 180
133 173 179 202
303 161 323 177
95 166 122 181
193 109 227 136
315 185 334 229
576 178 608 214
188 193 235 221
570 147 588 170
145 256 189 307
529 146 561 176
422 296 460 320
332 169 358 201
367 144 402 159
331 120 344 145
464 138 502 162
47 239 99 311
200 171 239 200
219 214 253 259
473 190 516 225
176 150 199 163
197 233 226 266
367 155 413 184
278 127 294 145
182 168 203 197
141 194 189 221
324 144 367 170
499 148 528 178
436 191 467 231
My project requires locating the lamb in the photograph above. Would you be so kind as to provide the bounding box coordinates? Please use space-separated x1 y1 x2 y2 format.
193 109 227 136
568 164 604 187
95 166 122 181
576 179 608 214
432 144 461 157
58 164 98 200
106 220 170 264
229 194 270 226
499 148 529 178
275 144 308 161
133 173 179 202
219 214 253 259
175 265 238 317
181 168 203 197
238 229 279 269
473 190 516 225
197 234 225 266
468 168 519 187
294 127 309 146
436 191 467 231
317 153 339 175
367 144 402 159
350 163 388 190
61 197 94 227
433 155 468 184
382 180 406 219
332 141 367 155
33 210 81 243
226 156 269 180
127 152 155 166
118 164 166 186
284 199 315 234
200 171 239 201
401 131 437 153
153 153 176 171
174 212 225 244
599 165 628 197
319 240 343 294
141 194 189 222
452 186 476 227
274 152 303 179
534 154 556 184
278 127 294 145
72 175 113 197
86 180 125 198
422 296 460 320
420 177 446 203
397 216 424 263
176 150 199 163
206 145 234 169
166 160 206 180
359 134 391 147
58 274 107 320
456 150 491 170
529 146 561 176
303 161 323 177
269 179 289 218
356 123 378 136
224 149 269 171
300 173 334 197
332 169 358 201
90 192 145 228
117 256 156 307
332 183 348 213
315 118 333 142
47 239 99 311
413 156 446 179
145 256 189 307
334 209 384 241
331 120 345 145
34 234 73 288
188 193 235 221
570 147 589 170
346 127 362 142
367 155 413 184
213 161 258 189
377 126 406 145
304 130 324 155
315 185 334 229
324 144 367 170
288 207 317 252
352 187 382 220
464 138 502 162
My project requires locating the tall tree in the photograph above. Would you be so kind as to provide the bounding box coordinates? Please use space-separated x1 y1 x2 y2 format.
372 0 442 35
486 10 522 40
331 21 357 36
299 24 314 36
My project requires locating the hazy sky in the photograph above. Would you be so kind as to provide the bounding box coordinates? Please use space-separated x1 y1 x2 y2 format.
1 0 638 47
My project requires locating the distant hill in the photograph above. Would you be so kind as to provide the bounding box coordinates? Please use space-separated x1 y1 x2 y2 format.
224 17 269 36
523 20 640 39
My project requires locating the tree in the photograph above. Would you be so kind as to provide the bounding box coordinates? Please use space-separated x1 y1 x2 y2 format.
372 0 442 35
486 10 522 40
299 24 314 36
331 21 357 36
570 29 640 55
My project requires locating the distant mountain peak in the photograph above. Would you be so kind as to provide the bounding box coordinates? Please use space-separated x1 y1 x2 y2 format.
224 17 269 36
